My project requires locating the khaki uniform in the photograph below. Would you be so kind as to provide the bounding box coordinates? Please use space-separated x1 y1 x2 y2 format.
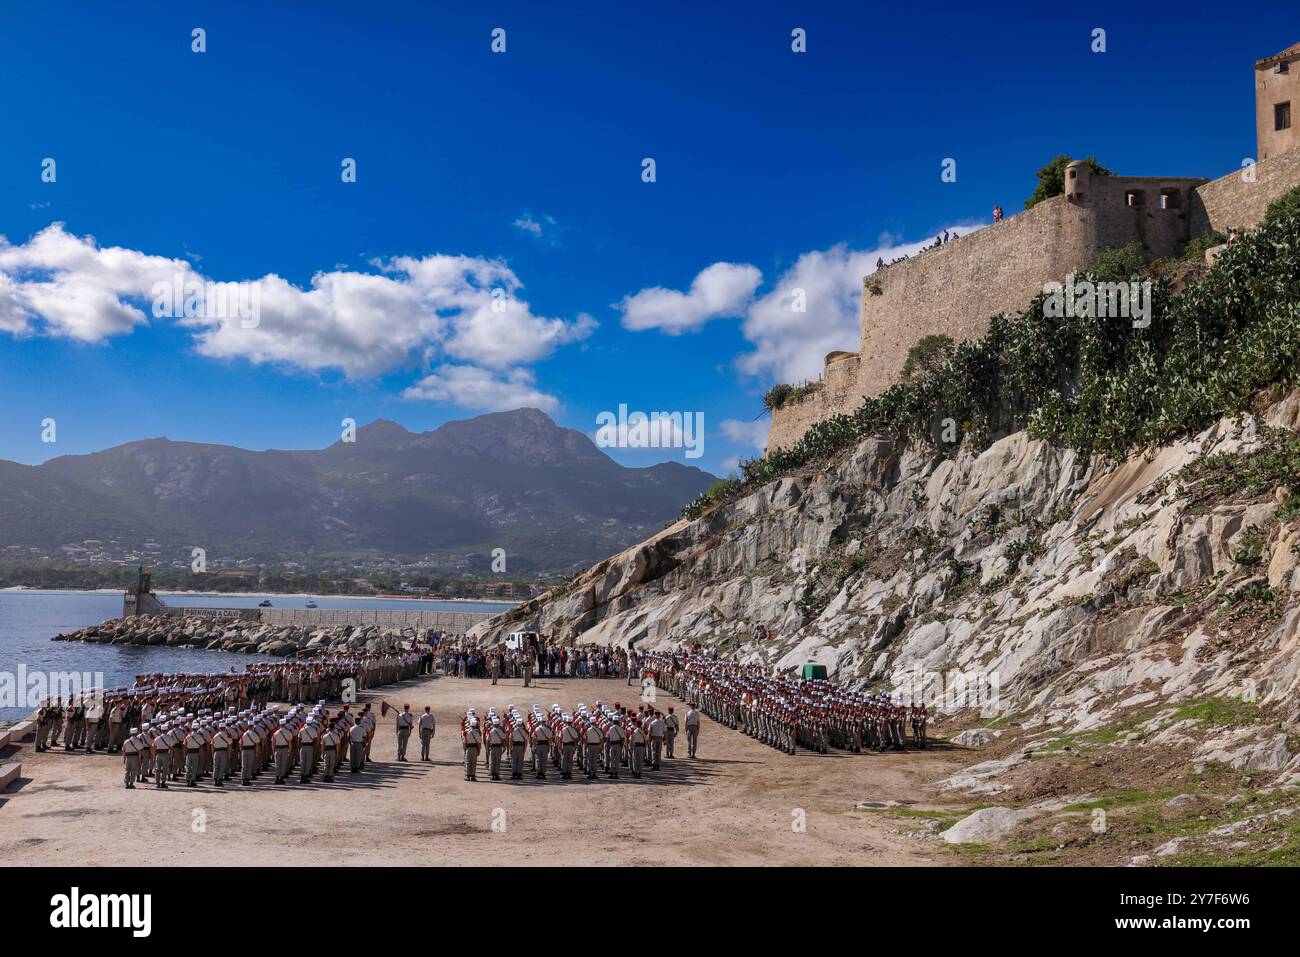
241 728 259 785
509 725 527 780
153 731 172 788
299 725 317 783
685 708 700 757
211 729 231 785
418 712 435 760
395 710 413 761
486 725 505 779
349 723 366 773
605 724 624 779
184 729 204 786
464 728 481 780
584 725 603 779
560 723 579 779
321 728 339 781
531 724 553 780
122 733 141 788
649 717 666 769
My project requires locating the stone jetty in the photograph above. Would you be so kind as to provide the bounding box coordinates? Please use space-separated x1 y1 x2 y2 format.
53 614 441 657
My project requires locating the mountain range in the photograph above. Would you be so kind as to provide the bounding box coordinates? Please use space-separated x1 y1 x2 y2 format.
0 409 717 574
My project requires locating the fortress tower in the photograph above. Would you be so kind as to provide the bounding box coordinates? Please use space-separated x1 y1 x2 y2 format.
1256 43 1299 161
764 41 1300 453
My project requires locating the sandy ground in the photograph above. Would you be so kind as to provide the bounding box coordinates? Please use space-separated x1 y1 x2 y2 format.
0 673 962 866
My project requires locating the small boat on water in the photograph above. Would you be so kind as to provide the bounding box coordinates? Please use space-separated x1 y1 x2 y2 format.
305 598 318 609
258 599 272 608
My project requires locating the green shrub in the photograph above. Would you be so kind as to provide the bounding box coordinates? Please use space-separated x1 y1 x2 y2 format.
1025 155 1112 210
901 334 955 383
763 381 822 411
763 383 794 411
1183 229 1228 263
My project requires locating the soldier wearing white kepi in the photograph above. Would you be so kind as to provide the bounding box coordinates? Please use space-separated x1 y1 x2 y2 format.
559 715 579 779
241 722 259 785
395 703 414 761
486 718 505 780
629 718 646 778
320 721 339 782
584 716 604 779
463 718 481 781
272 719 293 783
138 724 153 783
211 723 232 786
508 717 527 780
605 717 625 779
152 723 172 789
348 717 366 773
531 717 553 780
418 706 435 761
299 719 318 783
122 726 141 789
184 721 204 787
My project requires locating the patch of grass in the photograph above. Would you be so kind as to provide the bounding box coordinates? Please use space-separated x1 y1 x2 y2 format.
1231 525 1268 565
1170 695 1261 727
1061 789 1179 813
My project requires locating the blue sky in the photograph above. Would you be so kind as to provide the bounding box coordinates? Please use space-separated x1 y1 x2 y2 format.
0 1 1295 474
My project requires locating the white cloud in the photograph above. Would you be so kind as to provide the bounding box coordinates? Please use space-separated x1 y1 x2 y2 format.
0 223 198 341
401 364 560 414
513 212 557 240
188 252 595 376
0 224 594 412
617 261 761 334
739 226 986 383
513 215 540 237
736 244 881 384
720 417 769 453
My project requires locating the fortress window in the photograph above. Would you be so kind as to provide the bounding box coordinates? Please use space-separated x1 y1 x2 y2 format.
1276 60 1290 74
1126 190 1146 207
1159 189 1181 209
1276 101 1292 132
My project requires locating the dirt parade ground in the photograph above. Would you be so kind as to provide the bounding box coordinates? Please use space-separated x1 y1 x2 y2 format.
1 672 964 866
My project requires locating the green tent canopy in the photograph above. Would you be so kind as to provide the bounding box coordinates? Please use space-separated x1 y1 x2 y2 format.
799 663 828 680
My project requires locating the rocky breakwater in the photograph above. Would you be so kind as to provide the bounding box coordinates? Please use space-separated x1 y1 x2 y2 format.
53 614 435 657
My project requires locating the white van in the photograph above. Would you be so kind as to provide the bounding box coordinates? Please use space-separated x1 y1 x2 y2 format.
505 631 538 651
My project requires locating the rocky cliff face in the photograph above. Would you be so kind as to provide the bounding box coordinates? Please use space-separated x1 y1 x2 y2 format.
474 391 1300 805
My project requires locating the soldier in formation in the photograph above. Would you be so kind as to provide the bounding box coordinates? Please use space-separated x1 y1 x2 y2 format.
117 697 368 790
457 700 684 784
644 650 928 756
418 706 436 761
98 646 418 791
460 711 482 780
